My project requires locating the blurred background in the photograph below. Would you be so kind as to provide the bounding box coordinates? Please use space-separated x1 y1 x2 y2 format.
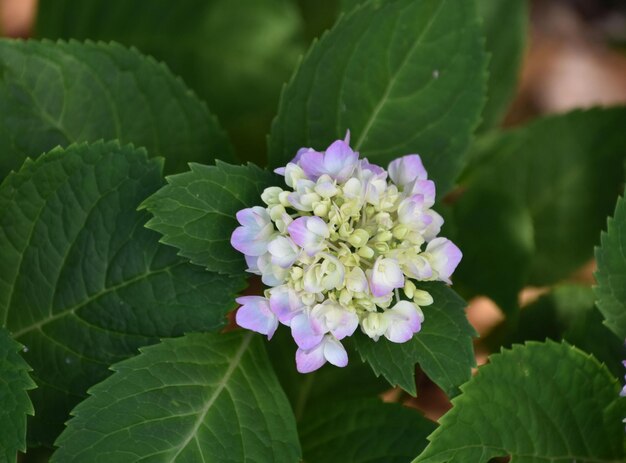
2 0 625 424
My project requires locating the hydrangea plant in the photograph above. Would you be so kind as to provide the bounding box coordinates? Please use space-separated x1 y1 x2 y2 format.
0 0 624 462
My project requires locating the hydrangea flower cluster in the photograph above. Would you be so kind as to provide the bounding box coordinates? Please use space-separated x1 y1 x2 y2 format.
230 134 461 373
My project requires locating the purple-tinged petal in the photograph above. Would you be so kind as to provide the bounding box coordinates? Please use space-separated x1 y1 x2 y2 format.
322 139 359 181
388 154 428 187
299 150 325 180
408 179 436 208
359 158 385 175
244 254 261 274
311 303 358 340
296 342 326 373
235 296 278 339
369 257 405 297
323 336 348 367
231 226 269 256
269 286 304 326
426 237 462 283
384 301 424 343
291 313 324 349
288 216 329 256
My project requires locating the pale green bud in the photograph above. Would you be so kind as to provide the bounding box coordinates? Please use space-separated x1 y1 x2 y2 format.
361 312 389 341
338 223 353 238
301 292 316 306
373 241 389 253
373 230 393 242
404 279 416 299
339 289 353 306
357 246 375 259
413 289 434 306
261 186 283 206
313 202 329 217
392 224 409 240
348 229 370 248
269 204 286 221
278 191 291 207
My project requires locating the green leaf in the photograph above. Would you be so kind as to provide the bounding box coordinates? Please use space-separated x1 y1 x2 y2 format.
353 283 475 397
465 108 626 285
35 0 304 164
300 399 436 463
268 0 487 194
0 39 232 177
0 141 245 445
267 328 390 421
504 285 625 378
142 162 277 275
414 341 626 463
476 0 527 130
0 328 35 462
447 187 534 314
596 195 626 340
53 332 301 462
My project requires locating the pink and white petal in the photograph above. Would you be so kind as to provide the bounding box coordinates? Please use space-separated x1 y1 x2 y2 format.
299 150 325 180
391 301 424 331
269 287 303 326
306 216 330 238
323 336 348 367
384 319 415 343
409 179 436 207
235 296 278 339
231 226 267 256
388 155 427 186
426 238 462 283
296 343 326 373
244 254 261 274
330 311 359 340
291 313 324 349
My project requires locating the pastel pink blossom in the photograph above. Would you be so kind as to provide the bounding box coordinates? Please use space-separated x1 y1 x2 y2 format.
296 335 348 373
235 296 278 339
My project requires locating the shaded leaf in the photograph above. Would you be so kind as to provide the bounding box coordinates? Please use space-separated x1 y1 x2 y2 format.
267 328 390 421
269 0 487 194
301 399 436 463
464 108 626 285
142 162 277 275
476 0 527 130
505 285 625 377
35 0 304 164
0 141 244 445
448 187 534 314
0 328 35 462
596 195 626 340
414 341 626 463
53 332 301 462
354 283 475 397
0 39 232 177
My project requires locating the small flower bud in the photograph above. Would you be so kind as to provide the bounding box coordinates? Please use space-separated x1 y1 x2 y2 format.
348 229 370 248
413 289 434 306
313 202 329 217
392 224 409 239
404 280 416 299
261 186 283 206
357 246 375 259
373 230 393 242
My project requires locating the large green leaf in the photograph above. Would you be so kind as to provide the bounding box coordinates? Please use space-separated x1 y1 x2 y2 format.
476 0 527 130
267 328 390 421
504 285 625 377
0 141 245 445
0 39 232 177
0 328 35 462
596 196 626 340
35 0 304 164
353 283 475 397
269 0 487 194
53 332 301 462
300 399 436 463
414 341 626 463
142 162 277 275
447 187 534 314
464 108 626 285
